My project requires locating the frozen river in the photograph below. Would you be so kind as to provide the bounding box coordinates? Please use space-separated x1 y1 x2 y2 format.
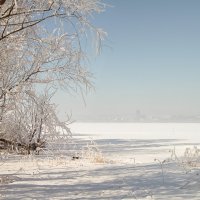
70 123 200 163
70 122 200 141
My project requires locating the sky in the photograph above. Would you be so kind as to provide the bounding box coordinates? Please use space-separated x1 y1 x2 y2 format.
54 0 200 121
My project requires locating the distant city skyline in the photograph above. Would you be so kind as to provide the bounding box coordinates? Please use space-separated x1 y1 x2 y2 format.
53 0 200 122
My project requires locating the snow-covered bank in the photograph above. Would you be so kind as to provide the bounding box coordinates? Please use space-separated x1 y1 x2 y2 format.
1 123 200 199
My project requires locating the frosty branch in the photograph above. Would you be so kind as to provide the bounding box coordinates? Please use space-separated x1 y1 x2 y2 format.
0 0 106 154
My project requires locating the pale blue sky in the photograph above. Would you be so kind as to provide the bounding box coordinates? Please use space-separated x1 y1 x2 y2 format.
54 0 200 121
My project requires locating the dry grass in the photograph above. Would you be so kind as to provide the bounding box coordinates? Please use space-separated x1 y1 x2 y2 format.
81 140 110 164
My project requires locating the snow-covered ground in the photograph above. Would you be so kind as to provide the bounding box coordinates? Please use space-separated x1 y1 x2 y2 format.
1 123 200 199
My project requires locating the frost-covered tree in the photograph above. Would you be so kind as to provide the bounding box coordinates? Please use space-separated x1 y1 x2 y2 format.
0 0 106 153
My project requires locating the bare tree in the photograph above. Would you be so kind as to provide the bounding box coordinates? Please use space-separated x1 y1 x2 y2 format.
0 89 71 154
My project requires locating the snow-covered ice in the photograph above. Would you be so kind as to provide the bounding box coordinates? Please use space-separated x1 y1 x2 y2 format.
1 123 200 199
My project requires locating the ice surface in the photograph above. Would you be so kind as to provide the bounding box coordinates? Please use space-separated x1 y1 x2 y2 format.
70 122 200 141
